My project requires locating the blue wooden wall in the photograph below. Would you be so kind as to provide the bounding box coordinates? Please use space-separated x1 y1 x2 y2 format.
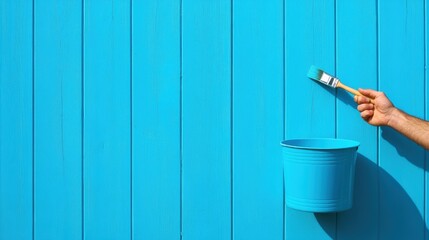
1 0 428 239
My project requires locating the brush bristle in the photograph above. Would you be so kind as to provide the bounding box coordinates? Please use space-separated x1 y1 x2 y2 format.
307 65 323 81
307 65 339 88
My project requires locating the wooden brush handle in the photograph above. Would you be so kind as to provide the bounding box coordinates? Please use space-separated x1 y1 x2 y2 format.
337 81 375 104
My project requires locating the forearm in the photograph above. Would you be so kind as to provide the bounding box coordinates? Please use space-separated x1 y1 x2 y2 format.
387 108 429 150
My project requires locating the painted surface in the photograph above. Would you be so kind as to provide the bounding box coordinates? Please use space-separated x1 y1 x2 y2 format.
0 0 428 239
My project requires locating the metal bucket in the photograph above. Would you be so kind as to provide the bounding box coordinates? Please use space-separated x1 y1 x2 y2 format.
281 138 359 212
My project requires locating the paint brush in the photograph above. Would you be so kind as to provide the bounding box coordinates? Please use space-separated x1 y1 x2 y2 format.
307 65 374 103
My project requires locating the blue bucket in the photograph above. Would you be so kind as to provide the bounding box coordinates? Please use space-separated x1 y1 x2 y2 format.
281 138 359 212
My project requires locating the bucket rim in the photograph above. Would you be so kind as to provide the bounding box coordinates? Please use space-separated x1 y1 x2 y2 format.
280 138 360 150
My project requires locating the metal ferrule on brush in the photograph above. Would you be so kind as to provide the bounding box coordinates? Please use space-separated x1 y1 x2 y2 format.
319 72 339 88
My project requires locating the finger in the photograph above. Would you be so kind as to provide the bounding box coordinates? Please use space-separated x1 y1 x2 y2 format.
358 88 379 99
360 110 374 119
357 103 374 112
356 95 371 104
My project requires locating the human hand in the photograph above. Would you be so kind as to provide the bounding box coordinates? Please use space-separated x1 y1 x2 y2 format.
354 89 396 126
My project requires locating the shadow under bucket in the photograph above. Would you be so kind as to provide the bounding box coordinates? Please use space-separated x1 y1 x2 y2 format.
281 138 360 212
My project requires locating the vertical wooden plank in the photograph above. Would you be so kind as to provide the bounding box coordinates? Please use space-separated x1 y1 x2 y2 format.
336 0 379 239
182 0 231 239
379 0 426 239
34 0 82 239
232 0 283 239
284 0 336 239
285 1 336 136
84 0 131 239
132 0 181 239
0 1 33 239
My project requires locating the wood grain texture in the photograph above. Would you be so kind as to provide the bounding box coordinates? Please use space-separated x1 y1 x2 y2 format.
34 0 82 239
83 0 131 239
132 0 181 239
232 0 283 239
379 0 426 239
0 1 33 239
181 0 232 239
336 0 379 239
285 0 337 238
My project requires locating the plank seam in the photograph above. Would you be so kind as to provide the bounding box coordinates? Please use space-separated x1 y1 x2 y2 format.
230 0 234 239
130 0 133 239
282 0 286 240
32 0 35 238
179 0 183 238
81 0 85 238
282 0 286 238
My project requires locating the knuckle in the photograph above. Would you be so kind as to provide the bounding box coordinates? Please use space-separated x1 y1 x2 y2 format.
357 104 373 112
357 97 367 104
361 110 373 119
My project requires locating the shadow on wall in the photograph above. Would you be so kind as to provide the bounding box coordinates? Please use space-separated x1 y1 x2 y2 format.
309 76 427 238
315 153 428 239
381 127 425 170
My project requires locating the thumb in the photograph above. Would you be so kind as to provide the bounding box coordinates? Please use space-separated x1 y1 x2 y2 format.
358 88 379 99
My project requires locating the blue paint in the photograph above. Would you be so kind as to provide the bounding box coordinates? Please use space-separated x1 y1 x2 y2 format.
233 0 283 239
0 1 33 239
84 0 131 238
34 0 83 238
182 1 232 239
132 0 181 239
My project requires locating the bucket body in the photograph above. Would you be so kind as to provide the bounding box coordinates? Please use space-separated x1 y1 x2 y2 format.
281 138 359 212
